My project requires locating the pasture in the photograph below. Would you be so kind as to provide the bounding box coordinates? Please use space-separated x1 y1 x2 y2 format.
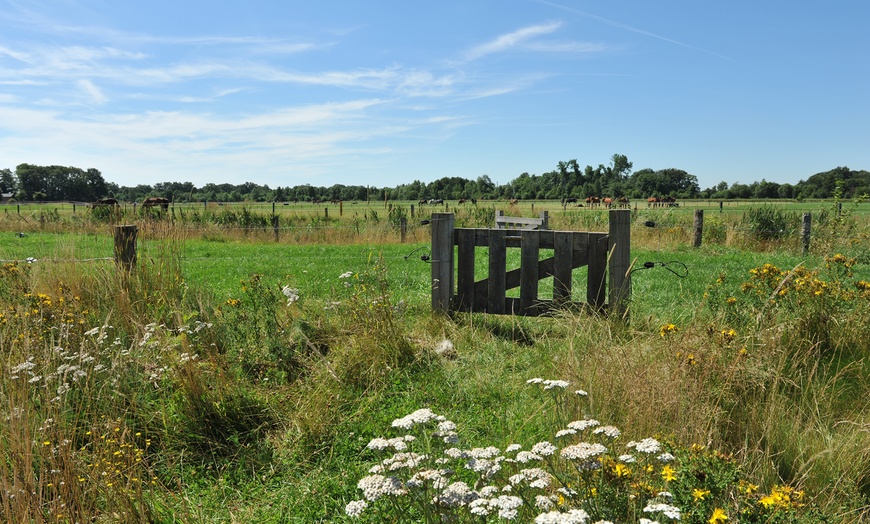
1 199 869 522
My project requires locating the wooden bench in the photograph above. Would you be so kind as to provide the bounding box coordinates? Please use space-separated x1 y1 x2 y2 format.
495 210 549 230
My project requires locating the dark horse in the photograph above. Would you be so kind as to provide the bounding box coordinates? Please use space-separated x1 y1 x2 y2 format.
142 197 170 210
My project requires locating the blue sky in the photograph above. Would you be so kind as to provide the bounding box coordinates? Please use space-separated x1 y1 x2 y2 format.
1 1 867 191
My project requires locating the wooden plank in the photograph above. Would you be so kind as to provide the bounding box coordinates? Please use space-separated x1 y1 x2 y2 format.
431 213 455 313
495 215 544 228
588 233 608 310
456 228 476 312
553 231 573 304
519 230 540 314
608 209 631 319
487 228 507 314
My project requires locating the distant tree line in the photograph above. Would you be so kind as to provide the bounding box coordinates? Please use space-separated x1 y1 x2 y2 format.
2 157 868 204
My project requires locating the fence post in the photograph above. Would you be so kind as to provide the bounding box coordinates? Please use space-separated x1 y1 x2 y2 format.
540 210 549 230
114 225 138 271
431 213 455 314
272 215 279 242
340 201 343 216
802 213 811 254
410 204 415 218
400 217 407 243
608 209 631 320
324 207 328 219
692 209 704 248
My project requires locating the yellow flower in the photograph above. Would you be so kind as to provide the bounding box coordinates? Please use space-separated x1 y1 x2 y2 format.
693 487 711 501
709 508 728 523
659 323 678 337
661 465 676 482
613 463 631 477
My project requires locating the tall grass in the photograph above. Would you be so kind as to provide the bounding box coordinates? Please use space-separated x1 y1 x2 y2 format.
0 204 868 522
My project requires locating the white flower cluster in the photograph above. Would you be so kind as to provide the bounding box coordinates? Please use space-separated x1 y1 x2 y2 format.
567 419 600 431
530 441 557 457
356 474 407 501
628 437 662 454
508 468 552 489
469 494 523 519
526 377 571 390
643 502 681 520
391 408 441 430
366 435 415 452
560 442 607 461
431 481 476 507
534 508 590 524
592 425 621 439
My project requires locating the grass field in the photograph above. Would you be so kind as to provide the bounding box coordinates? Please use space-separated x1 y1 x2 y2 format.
1 199 869 522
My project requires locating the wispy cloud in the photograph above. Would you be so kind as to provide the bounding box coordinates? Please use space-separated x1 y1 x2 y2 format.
463 22 563 61
77 79 107 105
534 0 730 60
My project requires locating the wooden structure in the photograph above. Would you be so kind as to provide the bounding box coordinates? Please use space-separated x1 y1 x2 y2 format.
431 210 630 317
495 210 549 230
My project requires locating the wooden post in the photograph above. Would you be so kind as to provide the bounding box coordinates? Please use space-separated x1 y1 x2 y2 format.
324 207 328 219
802 213 811 254
272 215 279 242
431 213 455 314
553 232 573 304
340 201 343 216
272 202 275 214
588 233 608 309
719 201 723 213
456 228 476 311
692 209 704 248
113 225 138 271
400 217 407 243
410 204 415 218
540 210 549 230
519 230 541 315
488 229 507 314
608 209 631 319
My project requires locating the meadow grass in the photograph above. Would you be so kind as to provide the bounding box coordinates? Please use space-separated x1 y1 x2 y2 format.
1 201 869 522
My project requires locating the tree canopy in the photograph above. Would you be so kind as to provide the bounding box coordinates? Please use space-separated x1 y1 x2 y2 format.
2 158 866 204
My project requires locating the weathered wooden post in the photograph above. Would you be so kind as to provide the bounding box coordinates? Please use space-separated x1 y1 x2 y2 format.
431 213 455 314
410 204 415 218
719 201 723 213
324 207 328 219
540 210 549 230
692 209 704 248
608 209 631 320
272 215 279 242
340 201 343 216
802 213 811 254
114 225 138 271
400 217 407 243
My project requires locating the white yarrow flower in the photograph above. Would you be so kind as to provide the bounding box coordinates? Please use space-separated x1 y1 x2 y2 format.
345 499 367 517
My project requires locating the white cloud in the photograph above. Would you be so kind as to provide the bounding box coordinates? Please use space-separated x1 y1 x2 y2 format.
464 22 563 61
77 79 107 105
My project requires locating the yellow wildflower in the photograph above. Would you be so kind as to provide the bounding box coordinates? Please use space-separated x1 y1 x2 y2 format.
709 508 728 523
661 465 676 482
693 487 711 501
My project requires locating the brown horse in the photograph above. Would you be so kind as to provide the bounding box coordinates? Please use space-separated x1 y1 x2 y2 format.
142 197 170 210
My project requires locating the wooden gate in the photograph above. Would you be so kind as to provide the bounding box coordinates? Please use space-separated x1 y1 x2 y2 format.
431 210 630 317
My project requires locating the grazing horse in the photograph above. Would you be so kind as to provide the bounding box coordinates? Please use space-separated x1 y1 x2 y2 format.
142 197 170 210
647 197 660 208
458 198 467 204
585 196 601 208
603 197 614 208
564 197 578 204
617 196 630 209
509 198 519 205
92 198 119 207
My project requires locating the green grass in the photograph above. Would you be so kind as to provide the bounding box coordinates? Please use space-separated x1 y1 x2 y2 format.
2 206 870 522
